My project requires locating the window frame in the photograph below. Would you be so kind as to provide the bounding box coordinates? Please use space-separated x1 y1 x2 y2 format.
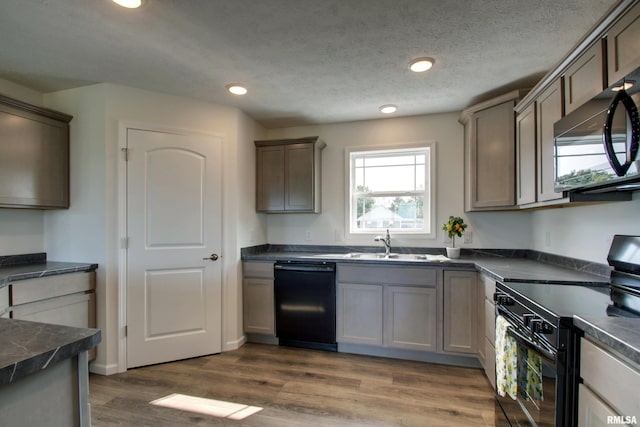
345 141 436 238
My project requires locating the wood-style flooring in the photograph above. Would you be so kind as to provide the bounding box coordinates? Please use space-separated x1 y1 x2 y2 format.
89 343 498 426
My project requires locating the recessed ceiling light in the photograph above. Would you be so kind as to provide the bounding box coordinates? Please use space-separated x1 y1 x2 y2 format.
379 104 398 114
408 57 435 73
112 0 143 8
612 81 635 92
226 84 248 95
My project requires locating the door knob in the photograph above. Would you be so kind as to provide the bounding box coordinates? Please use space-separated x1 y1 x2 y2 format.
203 253 219 261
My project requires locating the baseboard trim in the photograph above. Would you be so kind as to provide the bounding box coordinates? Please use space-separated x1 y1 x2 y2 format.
223 335 247 352
338 343 481 368
89 362 120 376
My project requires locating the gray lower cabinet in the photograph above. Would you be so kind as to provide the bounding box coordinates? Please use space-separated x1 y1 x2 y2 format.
443 270 478 355
479 274 496 389
9 271 95 329
385 285 438 351
578 338 640 426
337 283 383 345
242 261 275 336
8 271 97 360
0 286 8 318
337 264 440 352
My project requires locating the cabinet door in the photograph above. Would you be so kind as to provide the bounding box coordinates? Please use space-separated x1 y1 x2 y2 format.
564 41 605 115
578 384 618 427
443 271 478 354
536 80 564 202
516 102 537 205
485 338 496 390
337 283 383 345
242 278 275 335
477 275 486 366
607 1 640 85
467 100 516 209
1 286 9 317
0 107 69 208
384 285 438 351
285 143 314 211
256 145 285 212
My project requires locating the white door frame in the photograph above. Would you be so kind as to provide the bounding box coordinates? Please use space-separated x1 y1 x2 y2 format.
116 121 225 373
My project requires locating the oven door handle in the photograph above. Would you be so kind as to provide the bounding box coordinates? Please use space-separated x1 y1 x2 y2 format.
507 326 557 363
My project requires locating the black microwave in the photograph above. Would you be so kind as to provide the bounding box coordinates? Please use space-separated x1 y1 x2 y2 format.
554 68 640 193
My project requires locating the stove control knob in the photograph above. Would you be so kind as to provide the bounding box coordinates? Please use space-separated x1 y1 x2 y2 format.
530 319 552 334
523 313 534 327
498 295 515 306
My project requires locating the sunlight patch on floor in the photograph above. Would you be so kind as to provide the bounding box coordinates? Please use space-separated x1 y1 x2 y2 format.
150 393 263 420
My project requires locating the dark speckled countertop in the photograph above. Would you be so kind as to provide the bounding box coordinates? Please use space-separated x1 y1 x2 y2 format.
0 252 98 288
574 316 640 366
241 245 610 285
245 244 640 362
0 318 101 385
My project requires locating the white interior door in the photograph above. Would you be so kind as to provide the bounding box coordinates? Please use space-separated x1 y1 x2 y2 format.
126 127 222 369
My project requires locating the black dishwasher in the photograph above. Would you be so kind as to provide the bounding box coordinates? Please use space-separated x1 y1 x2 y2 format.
274 260 337 351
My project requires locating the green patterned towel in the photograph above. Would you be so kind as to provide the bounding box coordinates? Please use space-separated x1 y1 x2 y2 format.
495 315 518 400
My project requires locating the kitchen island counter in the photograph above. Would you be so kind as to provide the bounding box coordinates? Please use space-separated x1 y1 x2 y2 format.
0 318 100 384
0 318 100 426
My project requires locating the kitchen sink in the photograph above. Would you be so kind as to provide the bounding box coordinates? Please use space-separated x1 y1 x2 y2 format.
343 253 449 261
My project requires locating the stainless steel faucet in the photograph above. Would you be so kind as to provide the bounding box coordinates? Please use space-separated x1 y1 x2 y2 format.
374 229 391 256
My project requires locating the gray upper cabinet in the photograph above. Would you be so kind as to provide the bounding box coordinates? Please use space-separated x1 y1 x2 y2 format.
255 136 325 213
607 1 640 85
460 90 525 211
516 102 537 206
564 41 606 115
536 80 564 203
0 94 72 209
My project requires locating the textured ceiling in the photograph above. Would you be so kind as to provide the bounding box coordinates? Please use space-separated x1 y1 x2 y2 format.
0 0 619 128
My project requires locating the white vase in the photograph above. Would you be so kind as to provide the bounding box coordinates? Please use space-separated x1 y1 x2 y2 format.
446 247 461 259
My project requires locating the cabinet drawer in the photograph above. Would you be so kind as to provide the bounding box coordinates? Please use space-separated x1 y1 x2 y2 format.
484 299 495 345
338 265 437 286
11 292 95 329
482 275 496 300
581 338 640 417
10 271 95 306
243 261 274 279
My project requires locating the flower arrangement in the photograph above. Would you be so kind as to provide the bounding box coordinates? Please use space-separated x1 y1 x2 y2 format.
442 215 467 248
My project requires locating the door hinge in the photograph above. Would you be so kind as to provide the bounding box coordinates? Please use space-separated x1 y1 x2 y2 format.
122 147 129 161
121 237 130 249
124 325 128 337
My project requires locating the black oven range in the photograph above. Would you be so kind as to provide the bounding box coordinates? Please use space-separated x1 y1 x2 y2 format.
493 235 640 427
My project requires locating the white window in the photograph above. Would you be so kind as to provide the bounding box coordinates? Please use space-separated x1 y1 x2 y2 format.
347 142 435 236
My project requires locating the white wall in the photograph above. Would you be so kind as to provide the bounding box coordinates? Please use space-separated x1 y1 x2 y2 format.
44 83 264 373
266 113 533 250
530 194 640 264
